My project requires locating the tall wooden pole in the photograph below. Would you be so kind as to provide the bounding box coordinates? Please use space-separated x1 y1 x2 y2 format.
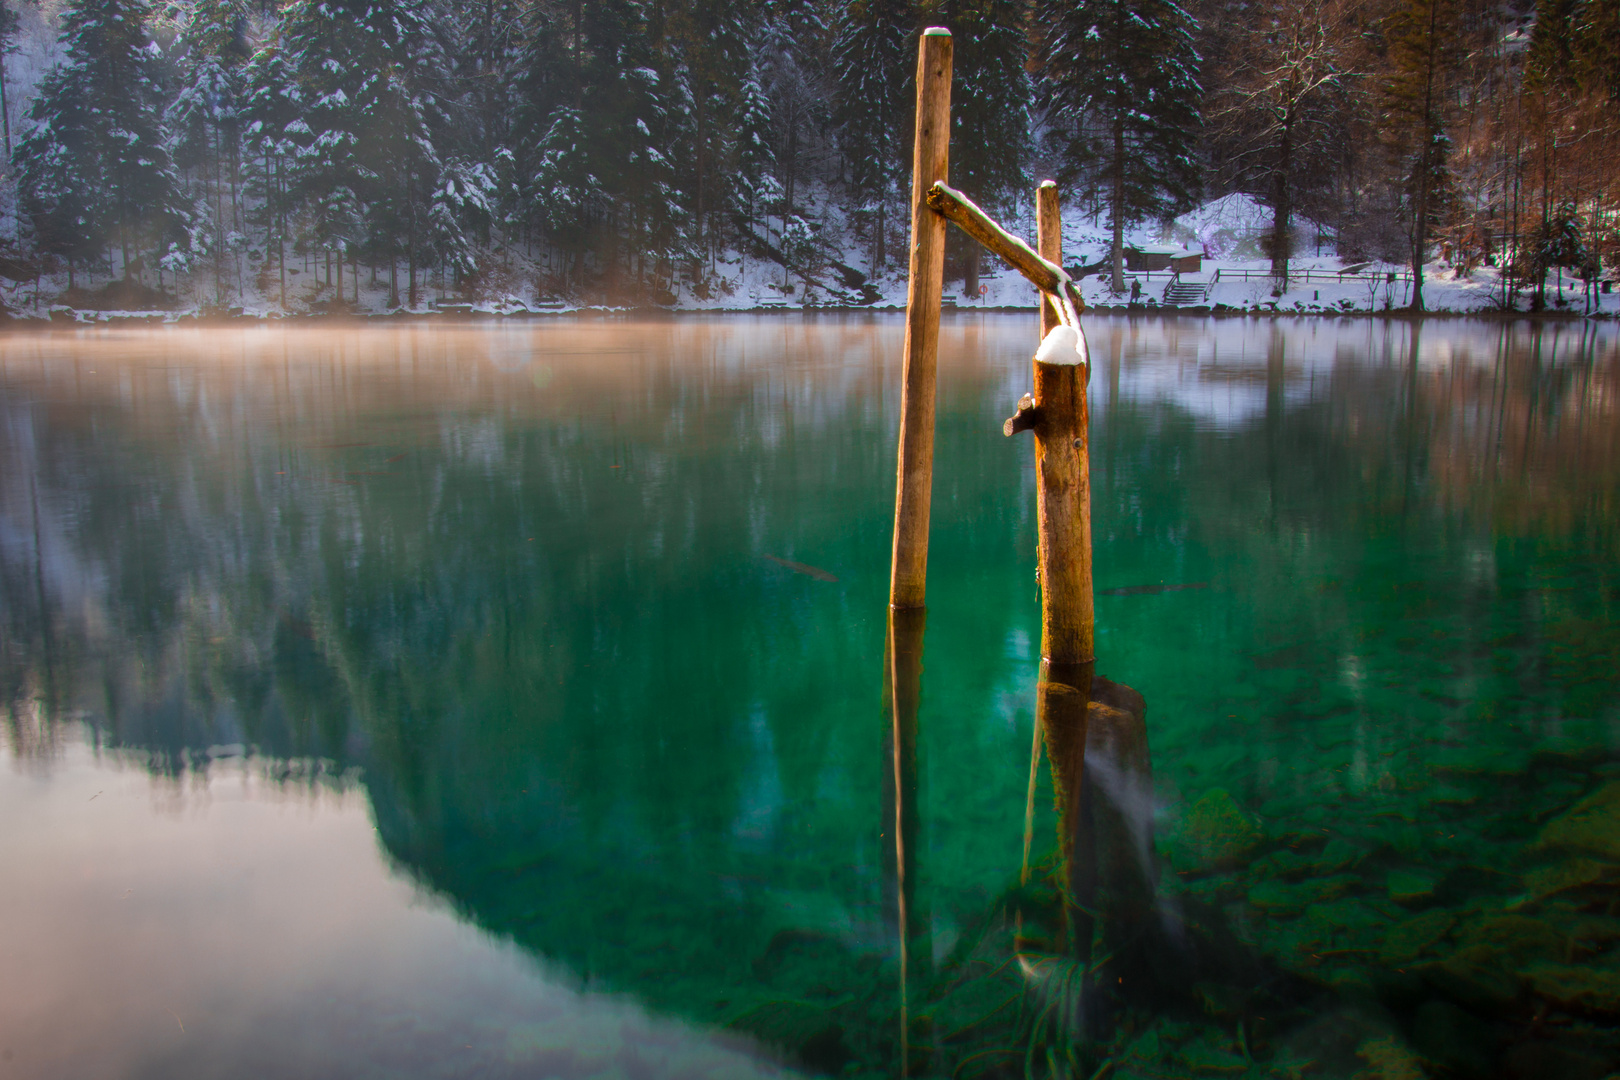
1037 181 1063 338
888 28 952 611
1030 187 1094 668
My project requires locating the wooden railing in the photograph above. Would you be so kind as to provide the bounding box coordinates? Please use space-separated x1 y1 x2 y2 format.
1211 267 1415 285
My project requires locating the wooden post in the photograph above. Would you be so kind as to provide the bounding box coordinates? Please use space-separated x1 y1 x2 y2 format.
888 28 952 611
1037 181 1063 337
1022 188 1095 668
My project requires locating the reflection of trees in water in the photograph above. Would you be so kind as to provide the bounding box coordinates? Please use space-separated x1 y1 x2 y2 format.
1090 318 1620 833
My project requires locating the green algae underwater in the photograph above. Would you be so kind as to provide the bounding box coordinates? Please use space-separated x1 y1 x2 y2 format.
1 315 1619 1079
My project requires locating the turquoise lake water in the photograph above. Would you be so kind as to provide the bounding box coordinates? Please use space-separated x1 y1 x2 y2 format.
1 316 1617 1079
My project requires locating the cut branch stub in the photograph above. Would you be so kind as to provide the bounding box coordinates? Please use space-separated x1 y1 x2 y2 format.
1003 393 1040 436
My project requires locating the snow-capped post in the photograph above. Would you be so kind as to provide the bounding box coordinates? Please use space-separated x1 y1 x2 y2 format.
887 27 952 612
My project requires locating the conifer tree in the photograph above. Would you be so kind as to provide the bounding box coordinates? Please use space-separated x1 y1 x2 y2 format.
935 0 1030 295
833 0 916 276
754 1 829 261
516 0 684 298
1378 0 1462 310
14 70 101 285
0 0 22 159
1034 0 1203 293
242 39 302 308
15 0 188 288
659 0 759 269
278 0 443 306
167 0 251 304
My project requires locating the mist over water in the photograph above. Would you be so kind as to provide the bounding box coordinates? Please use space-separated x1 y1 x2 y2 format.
2 315 1618 1078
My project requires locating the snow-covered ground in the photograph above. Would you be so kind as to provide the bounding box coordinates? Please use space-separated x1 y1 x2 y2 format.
3 191 1614 320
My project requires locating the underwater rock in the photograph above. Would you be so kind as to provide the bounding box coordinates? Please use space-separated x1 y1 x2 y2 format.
750 929 853 993
1563 913 1620 956
1414 947 1524 1014
1315 837 1367 875
1170 789 1264 873
1353 1034 1429 1080
1455 914 1567 965
1173 1041 1249 1074
1502 1038 1617 1080
1248 874 1360 916
1387 870 1439 905
1522 858 1620 904
1410 1000 1496 1078
725 1000 849 1074
1523 963 1620 1016
1380 911 1456 966
1538 781 1620 860
1252 847 1315 880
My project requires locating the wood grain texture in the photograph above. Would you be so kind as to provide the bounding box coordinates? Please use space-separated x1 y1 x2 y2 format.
925 181 1085 324
1037 181 1064 337
888 29 952 611
1033 357 1096 665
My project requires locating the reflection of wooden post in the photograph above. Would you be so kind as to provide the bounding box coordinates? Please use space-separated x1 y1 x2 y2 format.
1038 660 1096 952
888 28 952 611
881 606 929 1076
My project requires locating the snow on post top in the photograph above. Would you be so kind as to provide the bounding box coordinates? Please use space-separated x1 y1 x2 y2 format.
1035 326 1082 367
922 27 951 36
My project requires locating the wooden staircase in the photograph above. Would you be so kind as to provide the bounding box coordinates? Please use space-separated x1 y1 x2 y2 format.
1162 277 1207 306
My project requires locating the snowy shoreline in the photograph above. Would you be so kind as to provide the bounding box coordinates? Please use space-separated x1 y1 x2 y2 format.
3 302 1611 327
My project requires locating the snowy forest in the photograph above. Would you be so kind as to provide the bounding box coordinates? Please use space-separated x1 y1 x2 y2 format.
0 0 1615 313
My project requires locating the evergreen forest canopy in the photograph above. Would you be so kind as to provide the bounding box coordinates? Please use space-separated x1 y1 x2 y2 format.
0 0 1615 312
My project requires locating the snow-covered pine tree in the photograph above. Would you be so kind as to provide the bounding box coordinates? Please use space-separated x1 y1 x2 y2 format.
1034 0 1203 293
167 0 251 304
242 38 302 308
279 0 444 307
754 1 830 260
15 0 189 291
0 0 22 159
516 0 684 300
730 47 781 257
934 0 1030 296
833 0 917 277
657 0 766 282
14 69 101 287
446 0 527 164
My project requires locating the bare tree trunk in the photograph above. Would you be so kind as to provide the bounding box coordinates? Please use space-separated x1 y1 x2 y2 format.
0 47 11 161
408 169 418 308
1409 0 1444 313
1111 119 1125 295
1271 119 1294 289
